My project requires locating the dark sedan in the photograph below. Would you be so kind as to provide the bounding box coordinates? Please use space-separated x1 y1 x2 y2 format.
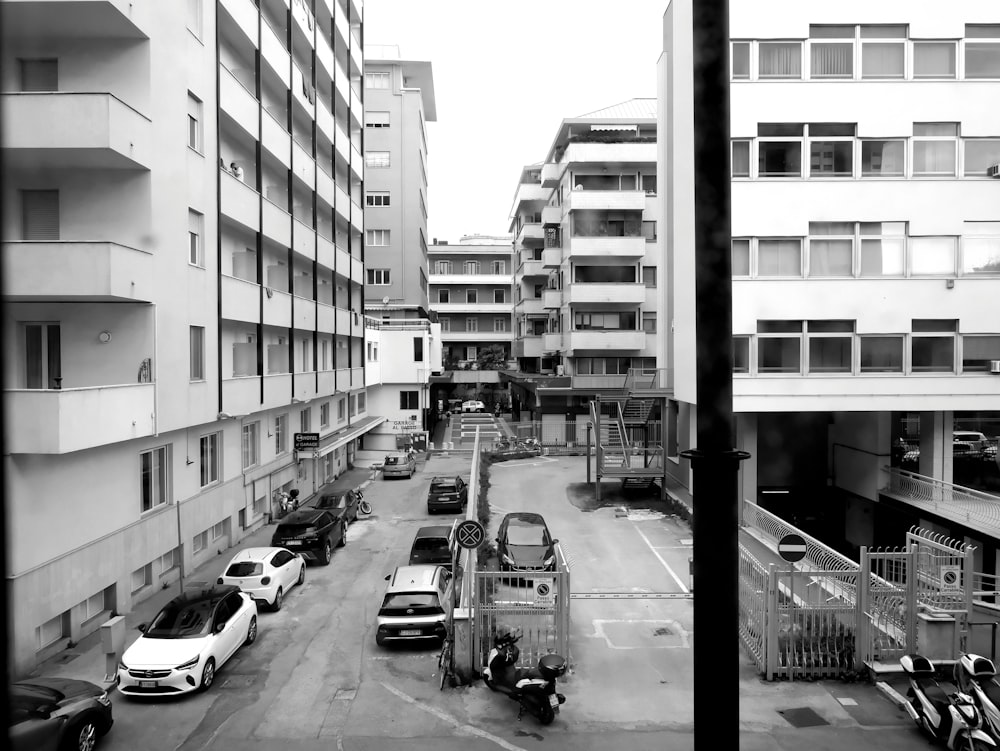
496 512 558 573
312 487 361 524
427 476 468 514
271 508 345 565
11 677 113 751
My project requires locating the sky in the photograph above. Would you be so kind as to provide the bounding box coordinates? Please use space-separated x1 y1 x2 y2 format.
363 0 665 244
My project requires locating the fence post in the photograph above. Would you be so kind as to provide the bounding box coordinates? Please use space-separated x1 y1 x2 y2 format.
766 563 778 679
906 544 918 654
961 542 976 658
857 547 869 672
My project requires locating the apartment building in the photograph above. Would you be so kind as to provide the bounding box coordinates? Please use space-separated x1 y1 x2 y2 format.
362 44 435 320
1 0 373 677
506 101 661 437
660 0 1000 555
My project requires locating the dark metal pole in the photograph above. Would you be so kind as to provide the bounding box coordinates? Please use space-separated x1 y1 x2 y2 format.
684 1 746 748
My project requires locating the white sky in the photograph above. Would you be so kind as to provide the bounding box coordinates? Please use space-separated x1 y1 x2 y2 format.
364 0 665 243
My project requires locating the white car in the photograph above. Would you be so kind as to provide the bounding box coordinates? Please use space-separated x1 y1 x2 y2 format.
461 400 486 413
117 585 257 696
218 547 305 611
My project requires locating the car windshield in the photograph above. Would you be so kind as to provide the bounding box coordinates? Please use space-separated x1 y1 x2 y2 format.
412 538 449 551
225 562 262 577
317 494 346 508
276 523 312 537
506 523 547 546
145 600 214 638
385 456 400 465
380 592 442 615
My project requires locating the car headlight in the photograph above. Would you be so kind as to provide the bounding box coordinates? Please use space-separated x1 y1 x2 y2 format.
176 655 200 671
118 659 129 671
96 691 112 707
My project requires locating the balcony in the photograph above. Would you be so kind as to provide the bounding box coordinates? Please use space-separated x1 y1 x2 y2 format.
432 302 511 314
518 335 545 358
351 366 364 388
4 383 155 454
512 182 549 206
517 223 544 245
222 170 261 231
3 241 153 301
520 259 545 277
542 248 561 268
336 368 351 392
566 330 646 352
566 189 647 212
1 0 150 39
563 141 657 165
518 297 544 315
543 333 563 353
565 236 646 259
542 289 562 309
542 205 562 226
439 330 512 342
568 283 645 304
428 273 511 285
222 0 260 46
541 162 561 187
2 93 151 170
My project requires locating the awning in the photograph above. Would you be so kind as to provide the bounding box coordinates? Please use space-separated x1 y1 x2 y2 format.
309 415 386 459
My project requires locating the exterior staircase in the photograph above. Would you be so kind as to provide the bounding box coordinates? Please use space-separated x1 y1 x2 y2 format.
599 421 629 468
622 398 655 424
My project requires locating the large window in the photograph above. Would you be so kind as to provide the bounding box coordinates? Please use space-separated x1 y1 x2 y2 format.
861 139 905 176
914 41 956 79
200 432 220 487
367 268 390 285
912 123 958 176
910 236 957 275
810 25 853 78
464 260 480 274
807 222 854 277
21 189 59 240
365 151 390 168
757 321 802 374
964 140 1000 177
365 71 389 88
962 222 1000 275
758 239 802 276
399 391 419 409
491 260 506 274
809 124 854 177
911 319 956 373
466 318 478 332
732 41 750 78
860 25 906 79
758 123 802 176
242 422 259 469
366 229 390 246
860 336 904 373
19 58 57 91
759 41 801 78
965 25 1000 79
963 336 1000 372
574 312 636 330
435 260 452 274
140 446 170 512
494 318 507 332
860 222 906 277
493 289 505 303
366 191 390 207
807 321 854 373
466 289 478 303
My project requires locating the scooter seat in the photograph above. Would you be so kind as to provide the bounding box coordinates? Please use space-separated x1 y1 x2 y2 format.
917 678 952 719
515 667 544 682
978 677 1000 710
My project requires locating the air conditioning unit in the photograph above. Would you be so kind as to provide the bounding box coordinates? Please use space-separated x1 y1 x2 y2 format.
556 364 565 376
990 360 1000 374
989 163 1000 179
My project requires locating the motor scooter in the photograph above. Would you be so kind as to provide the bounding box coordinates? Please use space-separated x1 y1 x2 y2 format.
482 631 566 725
955 653 1000 744
900 653 997 749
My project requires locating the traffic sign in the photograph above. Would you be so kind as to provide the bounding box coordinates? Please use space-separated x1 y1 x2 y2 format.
941 565 961 591
777 533 807 563
456 520 486 550
294 432 319 451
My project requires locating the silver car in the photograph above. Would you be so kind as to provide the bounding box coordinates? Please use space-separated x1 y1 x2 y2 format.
382 452 416 479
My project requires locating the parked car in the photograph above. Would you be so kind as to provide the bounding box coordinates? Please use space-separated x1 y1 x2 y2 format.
375 565 453 646
217 547 305 611
270 508 346 565
312 486 361 524
496 512 558 573
427 476 468 514
382 452 416 479
11 677 113 751
461 400 486 413
117 585 257 696
409 525 455 570
954 430 989 458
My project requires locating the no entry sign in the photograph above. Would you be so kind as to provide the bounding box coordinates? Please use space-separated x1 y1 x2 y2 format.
777 533 807 563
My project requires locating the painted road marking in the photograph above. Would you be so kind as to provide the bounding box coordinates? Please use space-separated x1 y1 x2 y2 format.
633 524 689 593
490 456 558 469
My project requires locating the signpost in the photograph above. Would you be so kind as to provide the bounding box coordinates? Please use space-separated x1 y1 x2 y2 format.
294 432 320 451
777 533 807 670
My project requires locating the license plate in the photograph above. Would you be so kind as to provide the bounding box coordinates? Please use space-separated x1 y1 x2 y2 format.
139 680 159 688
399 629 421 637
285 540 301 546
548 694 559 708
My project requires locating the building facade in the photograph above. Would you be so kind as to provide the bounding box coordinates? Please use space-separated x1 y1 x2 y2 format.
1 0 374 677
660 0 1000 555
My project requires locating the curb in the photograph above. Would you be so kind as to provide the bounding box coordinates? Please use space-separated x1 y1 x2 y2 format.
875 679 908 708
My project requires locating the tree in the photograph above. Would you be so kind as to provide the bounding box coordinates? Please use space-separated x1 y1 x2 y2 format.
476 345 508 371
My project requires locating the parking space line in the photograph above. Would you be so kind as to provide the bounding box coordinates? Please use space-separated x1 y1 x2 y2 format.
633 525 689 593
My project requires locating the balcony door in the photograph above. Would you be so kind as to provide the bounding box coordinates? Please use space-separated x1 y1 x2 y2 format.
24 322 61 389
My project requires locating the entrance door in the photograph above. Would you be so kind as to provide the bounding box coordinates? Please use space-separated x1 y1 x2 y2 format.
24 322 61 389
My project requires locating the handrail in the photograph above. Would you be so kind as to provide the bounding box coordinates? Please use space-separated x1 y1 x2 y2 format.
882 467 1000 537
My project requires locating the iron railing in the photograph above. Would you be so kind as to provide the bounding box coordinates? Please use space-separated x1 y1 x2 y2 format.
882 467 1000 538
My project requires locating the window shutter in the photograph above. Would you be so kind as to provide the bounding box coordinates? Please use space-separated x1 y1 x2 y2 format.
22 190 59 240
20 59 57 91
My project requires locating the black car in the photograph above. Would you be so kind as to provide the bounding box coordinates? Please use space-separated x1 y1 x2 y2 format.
11 677 113 751
427 476 468 514
496 512 558 573
312 487 360 524
409 525 455 570
271 508 345 565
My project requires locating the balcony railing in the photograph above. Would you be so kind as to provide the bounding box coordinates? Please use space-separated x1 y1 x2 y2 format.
882 467 1000 538
3 241 154 301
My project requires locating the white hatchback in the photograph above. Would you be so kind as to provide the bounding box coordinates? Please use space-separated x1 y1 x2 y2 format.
461 400 486 413
218 547 305 611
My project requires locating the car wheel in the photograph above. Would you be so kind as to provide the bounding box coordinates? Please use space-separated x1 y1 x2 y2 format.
272 587 283 612
297 563 305 586
320 540 332 566
61 714 100 751
245 616 257 645
200 658 216 691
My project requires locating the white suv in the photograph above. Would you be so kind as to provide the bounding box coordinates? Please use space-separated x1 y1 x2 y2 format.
375 565 453 646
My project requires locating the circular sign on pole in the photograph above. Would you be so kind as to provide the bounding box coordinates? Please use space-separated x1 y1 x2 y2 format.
456 519 486 550
777 533 807 563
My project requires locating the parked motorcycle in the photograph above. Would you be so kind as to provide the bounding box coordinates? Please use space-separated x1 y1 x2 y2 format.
900 653 997 750
955 653 1000 743
482 631 566 725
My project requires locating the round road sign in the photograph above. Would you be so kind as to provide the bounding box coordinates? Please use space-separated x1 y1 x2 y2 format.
456 519 486 550
777 533 807 563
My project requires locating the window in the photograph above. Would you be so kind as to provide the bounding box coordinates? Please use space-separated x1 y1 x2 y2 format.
642 312 656 333
810 25 853 79
21 189 59 240
337 398 345 420
913 123 958 176
187 93 203 151
758 123 802 177
642 266 657 287
757 320 802 374
365 111 390 128
242 422 259 469
861 336 904 373
732 141 751 177
365 151 390 168
358 392 366 412
732 41 750 78
964 140 1000 177
910 236 957 275
912 319 956 373
963 222 1000 275
367 268 390 285
193 530 208 554
759 42 801 78
300 408 311 433
808 124 854 177
37 613 66 649
466 289 478 304
349 394 357 417
400 391 419 409
641 174 657 195
914 41 956 79
965 25 1000 79
186 0 203 38
464 260 480 274
808 222 854 277
366 229 390 246
438 289 450 303
365 71 390 88
732 239 750 276
366 191 390 207
860 222 906 277
733 337 750 373
466 346 478 361
321 339 330 370
574 312 635 330
159 548 178 574
860 25 906 79
188 209 204 266
641 221 657 242
758 239 802 276
861 139 905 176
140 446 170 512
211 520 225 541
807 320 853 373
491 260 506 274
493 289 505 303
413 336 423 361
494 317 507 332
200 431 219 486
435 260 452 274
466 318 478 333
963 336 1000 372
132 565 152 593
19 58 57 91
23 322 61 389
275 414 287 454
82 590 107 622
189 325 205 381
439 318 450 332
